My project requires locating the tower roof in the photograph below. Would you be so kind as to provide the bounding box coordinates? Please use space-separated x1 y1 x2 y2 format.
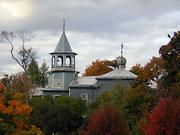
96 68 137 80
50 20 76 54
53 32 73 53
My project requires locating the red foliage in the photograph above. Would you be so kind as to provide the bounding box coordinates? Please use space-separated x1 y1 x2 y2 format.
140 98 180 135
82 105 130 135
0 82 4 90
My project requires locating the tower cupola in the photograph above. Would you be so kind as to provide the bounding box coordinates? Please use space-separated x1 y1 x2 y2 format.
47 20 78 89
49 19 77 72
116 43 126 69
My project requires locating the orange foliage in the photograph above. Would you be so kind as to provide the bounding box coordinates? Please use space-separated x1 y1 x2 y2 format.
83 59 113 76
131 57 165 82
0 82 33 133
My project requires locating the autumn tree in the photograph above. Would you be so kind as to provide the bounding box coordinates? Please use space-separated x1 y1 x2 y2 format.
82 105 130 135
140 97 180 135
1 72 32 93
1 30 35 73
0 82 44 134
159 31 180 89
83 59 113 76
131 57 165 84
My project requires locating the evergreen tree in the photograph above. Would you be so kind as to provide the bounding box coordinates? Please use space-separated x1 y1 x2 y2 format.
28 58 41 87
39 61 49 87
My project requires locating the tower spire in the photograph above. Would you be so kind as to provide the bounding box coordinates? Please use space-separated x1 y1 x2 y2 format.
63 19 65 33
121 43 123 57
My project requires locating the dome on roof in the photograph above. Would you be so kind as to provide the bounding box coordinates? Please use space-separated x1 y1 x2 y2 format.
116 56 127 68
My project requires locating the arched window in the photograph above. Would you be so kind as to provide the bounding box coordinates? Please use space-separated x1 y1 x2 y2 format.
52 56 55 67
71 56 75 67
66 56 71 67
57 56 63 66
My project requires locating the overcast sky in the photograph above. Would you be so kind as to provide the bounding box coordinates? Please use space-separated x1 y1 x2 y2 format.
0 0 180 76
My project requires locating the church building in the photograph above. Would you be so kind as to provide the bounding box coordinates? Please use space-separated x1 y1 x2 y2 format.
42 22 137 102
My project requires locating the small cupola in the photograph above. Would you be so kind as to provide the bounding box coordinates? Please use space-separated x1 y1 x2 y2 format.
116 43 126 69
49 20 77 71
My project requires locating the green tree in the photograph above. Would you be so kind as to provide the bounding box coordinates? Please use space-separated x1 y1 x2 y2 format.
159 31 180 88
28 58 41 87
39 61 49 87
124 85 157 132
30 96 87 135
94 85 126 113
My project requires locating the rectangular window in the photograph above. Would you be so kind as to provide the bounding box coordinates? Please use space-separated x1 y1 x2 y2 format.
81 93 88 103
54 95 61 98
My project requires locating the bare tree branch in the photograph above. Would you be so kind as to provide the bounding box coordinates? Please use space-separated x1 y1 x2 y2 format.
1 30 35 73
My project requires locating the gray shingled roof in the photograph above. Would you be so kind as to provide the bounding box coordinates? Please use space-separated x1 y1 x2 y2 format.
96 68 137 80
53 32 72 53
69 76 98 88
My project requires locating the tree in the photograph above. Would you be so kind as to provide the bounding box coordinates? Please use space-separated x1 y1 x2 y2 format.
0 82 43 134
159 31 180 88
1 72 32 93
30 96 87 135
82 105 130 135
94 85 126 113
1 30 35 73
124 85 157 131
39 61 49 87
83 59 113 76
140 97 180 135
28 58 41 87
131 57 165 84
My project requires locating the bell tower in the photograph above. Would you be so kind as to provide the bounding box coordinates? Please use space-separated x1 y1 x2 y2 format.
48 20 77 90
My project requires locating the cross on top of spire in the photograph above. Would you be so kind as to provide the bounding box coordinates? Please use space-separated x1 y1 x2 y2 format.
121 43 123 57
63 19 65 33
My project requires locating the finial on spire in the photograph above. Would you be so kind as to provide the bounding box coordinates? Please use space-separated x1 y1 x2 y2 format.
121 43 123 57
63 19 65 33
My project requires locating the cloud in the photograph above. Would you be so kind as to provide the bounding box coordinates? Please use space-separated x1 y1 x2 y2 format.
0 0 180 76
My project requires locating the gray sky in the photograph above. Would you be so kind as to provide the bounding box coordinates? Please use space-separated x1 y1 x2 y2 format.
0 0 180 76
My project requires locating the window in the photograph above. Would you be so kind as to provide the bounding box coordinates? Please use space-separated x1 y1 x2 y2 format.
57 56 63 66
72 56 75 67
81 93 88 103
54 95 61 98
52 56 55 67
66 56 71 66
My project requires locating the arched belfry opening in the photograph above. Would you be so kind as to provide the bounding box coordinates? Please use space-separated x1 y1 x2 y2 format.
52 56 55 67
71 56 75 67
66 56 71 67
57 56 63 66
